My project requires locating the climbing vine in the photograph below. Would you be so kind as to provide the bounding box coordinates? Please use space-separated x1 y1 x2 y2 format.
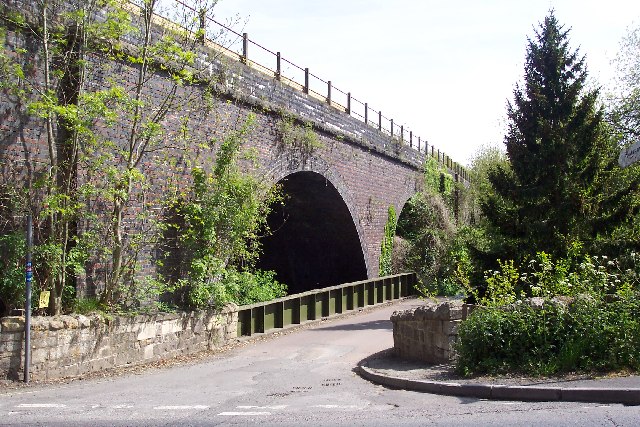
379 205 397 276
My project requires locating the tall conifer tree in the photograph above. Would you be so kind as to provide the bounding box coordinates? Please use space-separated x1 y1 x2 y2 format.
482 11 634 261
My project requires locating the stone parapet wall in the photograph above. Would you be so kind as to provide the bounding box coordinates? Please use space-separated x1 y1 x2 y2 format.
391 301 469 363
0 304 237 381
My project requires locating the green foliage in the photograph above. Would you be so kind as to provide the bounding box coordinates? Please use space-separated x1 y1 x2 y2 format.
457 290 640 376
609 23 640 146
186 268 287 309
392 153 476 296
605 23 640 254
0 0 249 314
456 251 640 376
72 298 108 315
379 206 397 276
0 233 26 315
423 157 453 197
480 12 634 266
393 157 471 296
276 113 322 160
396 192 465 296
165 118 285 310
481 260 519 306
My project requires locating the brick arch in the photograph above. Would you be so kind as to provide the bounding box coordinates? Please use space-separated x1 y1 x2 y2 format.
266 154 373 278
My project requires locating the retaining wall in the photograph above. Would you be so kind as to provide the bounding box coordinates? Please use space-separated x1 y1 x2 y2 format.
0 304 237 381
391 300 470 363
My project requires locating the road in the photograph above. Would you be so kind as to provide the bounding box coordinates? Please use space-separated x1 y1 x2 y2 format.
1 298 639 426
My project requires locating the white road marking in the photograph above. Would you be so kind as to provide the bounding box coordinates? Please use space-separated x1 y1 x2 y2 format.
154 405 209 410
218 411 272 416
16 403 66 408
237 405 287 410
311 404 364 409
111 405 134 409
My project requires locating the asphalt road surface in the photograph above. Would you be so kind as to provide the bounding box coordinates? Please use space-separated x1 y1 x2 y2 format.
1 298 639 426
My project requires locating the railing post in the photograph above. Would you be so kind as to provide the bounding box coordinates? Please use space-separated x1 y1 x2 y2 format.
410 131 413 148
454 172 460 223
304 67 309 94
378 111 382 131
391 119 394 137
197 8 206 44
418 136 421 151
276 51 281 80
364 102 368 125
242 32 248 63
401 125 404 143
327 80 332 104
347 92 351 114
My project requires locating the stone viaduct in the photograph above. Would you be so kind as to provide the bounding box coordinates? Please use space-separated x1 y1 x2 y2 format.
0 1 467 296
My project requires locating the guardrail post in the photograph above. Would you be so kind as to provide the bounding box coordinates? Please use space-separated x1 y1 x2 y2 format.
347 92 351 114
242 32 248 63
418 136 421 152
304 68 309 94
276 52 281 80
391 119 394 137
378 111 382 131
327 81 332 104
345 286 353 310
410 131 413 148
400 125 404 142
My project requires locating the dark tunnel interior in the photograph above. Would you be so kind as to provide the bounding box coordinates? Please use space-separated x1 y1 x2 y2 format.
256 171 368 295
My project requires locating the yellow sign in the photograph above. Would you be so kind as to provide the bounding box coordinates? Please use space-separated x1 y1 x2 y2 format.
38 291 50 309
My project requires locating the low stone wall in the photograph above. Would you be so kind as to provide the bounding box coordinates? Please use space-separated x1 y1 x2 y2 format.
391 300 469 364
0 304 238 381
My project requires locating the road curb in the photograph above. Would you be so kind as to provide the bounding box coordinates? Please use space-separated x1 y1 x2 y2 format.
357 361 640 405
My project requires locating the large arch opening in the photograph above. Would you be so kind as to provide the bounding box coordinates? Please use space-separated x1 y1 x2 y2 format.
257 171 368 294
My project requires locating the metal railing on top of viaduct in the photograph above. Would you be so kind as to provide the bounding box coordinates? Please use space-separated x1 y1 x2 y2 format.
142 0 469 182
236 272 418 337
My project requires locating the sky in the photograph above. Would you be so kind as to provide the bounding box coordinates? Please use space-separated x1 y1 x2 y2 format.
207 0 640 166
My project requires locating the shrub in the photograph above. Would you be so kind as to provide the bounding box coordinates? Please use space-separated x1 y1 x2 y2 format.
0 232 26 316
184 267 286 309
456 291 640 376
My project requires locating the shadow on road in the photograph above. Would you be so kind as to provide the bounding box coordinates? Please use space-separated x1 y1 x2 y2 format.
311 319 392 331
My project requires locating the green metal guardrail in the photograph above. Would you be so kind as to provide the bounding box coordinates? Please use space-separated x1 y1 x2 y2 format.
237 272 417 337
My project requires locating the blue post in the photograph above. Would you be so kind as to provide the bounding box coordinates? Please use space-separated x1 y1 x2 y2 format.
24 213 32 383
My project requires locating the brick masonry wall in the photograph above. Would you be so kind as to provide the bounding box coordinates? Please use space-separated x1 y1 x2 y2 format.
0 305 238 381
391 301 469 364
1 1 428 295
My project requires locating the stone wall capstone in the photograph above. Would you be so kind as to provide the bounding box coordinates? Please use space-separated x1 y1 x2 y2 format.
0 304 238 381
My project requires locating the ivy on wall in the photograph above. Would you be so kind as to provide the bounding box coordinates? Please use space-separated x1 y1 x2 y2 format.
379 205 397 276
